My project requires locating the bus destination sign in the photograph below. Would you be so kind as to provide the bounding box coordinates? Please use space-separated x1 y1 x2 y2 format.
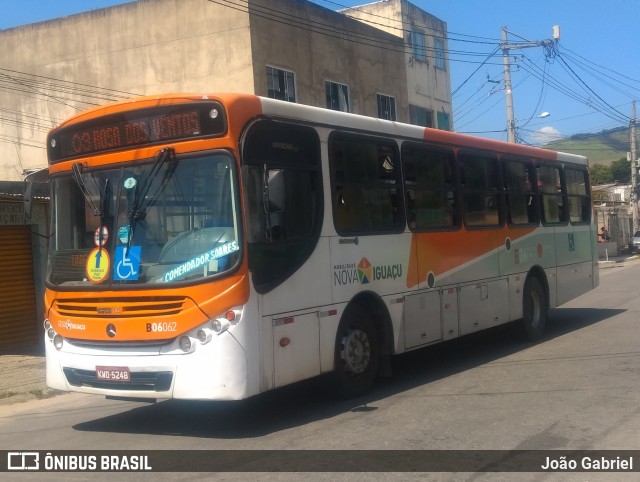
48 102 226 163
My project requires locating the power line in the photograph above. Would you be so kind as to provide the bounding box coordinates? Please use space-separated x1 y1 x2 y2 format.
558 47 640 99
0 106 63 124
560 46 640 85
207 0 504 66
516 54 628 125
555 52 629 124
313 0 502 45
452 46 501 97
455 91 505 131
455 71 531 129
453 72 501 117
0 69 82 111
0 135 46 150
0 67 140 104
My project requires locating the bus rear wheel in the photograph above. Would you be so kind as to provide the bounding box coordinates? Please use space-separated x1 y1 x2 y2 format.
521 277 547 341
332 306 379 398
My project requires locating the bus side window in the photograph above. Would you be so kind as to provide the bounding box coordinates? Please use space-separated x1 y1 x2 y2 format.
459 152 502 227
537 163 566 224
330 133 403 235
565 167 591 224
504 159 539 226
401 143 458 230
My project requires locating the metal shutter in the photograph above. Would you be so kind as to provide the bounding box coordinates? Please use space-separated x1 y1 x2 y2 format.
0 226 38 350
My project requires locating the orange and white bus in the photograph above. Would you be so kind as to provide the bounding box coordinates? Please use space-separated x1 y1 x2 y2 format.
40 93 598 400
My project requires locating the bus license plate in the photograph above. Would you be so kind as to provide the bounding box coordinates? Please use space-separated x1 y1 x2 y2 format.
96 366 131 382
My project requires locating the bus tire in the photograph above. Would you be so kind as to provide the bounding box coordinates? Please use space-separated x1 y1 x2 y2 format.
332 305 380 398
521 277 547 341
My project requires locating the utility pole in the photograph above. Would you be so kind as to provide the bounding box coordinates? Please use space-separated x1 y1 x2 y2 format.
501 26 560 143
631 101 638 234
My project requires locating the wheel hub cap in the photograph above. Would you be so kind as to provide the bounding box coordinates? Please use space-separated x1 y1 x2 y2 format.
341 329 371 375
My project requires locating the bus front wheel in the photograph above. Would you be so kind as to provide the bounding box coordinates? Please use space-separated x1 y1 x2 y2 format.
521 277 547 341
332 305 380 398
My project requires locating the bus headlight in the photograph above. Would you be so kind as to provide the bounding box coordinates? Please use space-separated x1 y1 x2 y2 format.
53 334 64 350
196 328 212 344
212 318 230 334
44 319 57 340
179 336 193 353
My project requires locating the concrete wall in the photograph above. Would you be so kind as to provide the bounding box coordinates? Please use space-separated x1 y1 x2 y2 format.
402 0 451 124
0 0 254 181
249 0 408 120
340 0 452 127
0 0 449 181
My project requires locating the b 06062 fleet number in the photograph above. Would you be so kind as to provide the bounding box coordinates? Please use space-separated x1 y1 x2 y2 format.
146 322 177 333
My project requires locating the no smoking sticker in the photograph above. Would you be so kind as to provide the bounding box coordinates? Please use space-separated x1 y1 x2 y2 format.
94 226 109 247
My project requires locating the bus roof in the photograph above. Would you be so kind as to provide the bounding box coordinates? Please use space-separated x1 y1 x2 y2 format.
257 96 588 166
48 92 588 167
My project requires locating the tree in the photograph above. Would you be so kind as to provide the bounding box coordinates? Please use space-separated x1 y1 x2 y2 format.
589 163 613 186
610 157 631 184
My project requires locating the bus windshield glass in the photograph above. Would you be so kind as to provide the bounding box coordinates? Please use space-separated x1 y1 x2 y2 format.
47 151 241 287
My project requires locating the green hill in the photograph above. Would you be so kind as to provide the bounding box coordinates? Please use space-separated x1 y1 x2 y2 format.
544 127 635 165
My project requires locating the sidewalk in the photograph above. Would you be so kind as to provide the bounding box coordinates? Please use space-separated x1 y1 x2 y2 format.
0 348 50 406
598 253 640 268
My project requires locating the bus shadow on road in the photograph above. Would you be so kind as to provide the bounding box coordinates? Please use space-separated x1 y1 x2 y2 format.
73 306 623 439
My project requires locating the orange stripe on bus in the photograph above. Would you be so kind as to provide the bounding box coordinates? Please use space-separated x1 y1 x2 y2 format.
407 226 536 288
422 127 559 160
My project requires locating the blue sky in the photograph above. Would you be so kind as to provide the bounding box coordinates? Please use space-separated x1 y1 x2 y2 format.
1 0 639 144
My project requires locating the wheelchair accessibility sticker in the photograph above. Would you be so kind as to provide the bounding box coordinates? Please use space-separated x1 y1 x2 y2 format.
114 246 141 281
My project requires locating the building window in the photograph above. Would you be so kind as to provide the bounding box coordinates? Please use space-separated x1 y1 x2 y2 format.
325 81 350 112
409 105 433 127
266 66 296 102
377 94 396 121
410 27 426 62
437 110 451 131
435 37 446 70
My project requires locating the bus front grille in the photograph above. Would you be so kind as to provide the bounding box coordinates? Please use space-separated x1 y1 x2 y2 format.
63 367 173 392
53 296 186 318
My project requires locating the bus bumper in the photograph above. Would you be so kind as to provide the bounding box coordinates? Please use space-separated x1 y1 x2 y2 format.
44 332 251 401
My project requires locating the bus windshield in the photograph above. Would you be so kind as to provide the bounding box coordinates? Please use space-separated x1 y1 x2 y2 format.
47 151 241 287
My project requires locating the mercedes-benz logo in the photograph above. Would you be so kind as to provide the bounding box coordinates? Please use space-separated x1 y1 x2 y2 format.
106 324 117 338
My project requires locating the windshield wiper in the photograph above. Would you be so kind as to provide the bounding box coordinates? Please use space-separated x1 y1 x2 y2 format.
97 178 112 249
72 163 100 216
127 147 176 247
